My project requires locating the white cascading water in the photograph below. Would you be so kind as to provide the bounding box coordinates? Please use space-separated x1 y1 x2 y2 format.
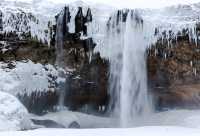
55 12 64 67
53 4 200 126
55 11 67 109
94 4 200 126
106 10 155 127
120 11 152 127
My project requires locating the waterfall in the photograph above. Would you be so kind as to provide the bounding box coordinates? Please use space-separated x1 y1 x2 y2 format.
55 12 64 67
55 7 70 109
106 10 154 127
53 4 199 125
101 8 199 127
120 11 152 127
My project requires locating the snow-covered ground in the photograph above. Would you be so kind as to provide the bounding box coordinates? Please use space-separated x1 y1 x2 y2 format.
0 60 58 95
31 110 117 128
0 127 200 136
30 109 200 128
1 89 200 133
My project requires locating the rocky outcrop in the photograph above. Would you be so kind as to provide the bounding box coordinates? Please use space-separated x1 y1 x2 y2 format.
0 6 108 114
74 7 92 35
53 7 109 112
0 39 55 64
18 91 59 115
0 11 2 31
155 84 200 109
148 30 200 110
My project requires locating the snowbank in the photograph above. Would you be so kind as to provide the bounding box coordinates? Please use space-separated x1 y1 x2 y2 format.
31 110 116 128
0 126 200 136
0 61 58 95
0 91 32 131
30 109 200 128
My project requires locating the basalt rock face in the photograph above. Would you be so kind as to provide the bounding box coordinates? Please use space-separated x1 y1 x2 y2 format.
0 11 57 115
54 7 109 112
0 11 2 31
66 53 109 112
148 28 200 110
0 6 109 114
0 7 55 64
0 39 56 64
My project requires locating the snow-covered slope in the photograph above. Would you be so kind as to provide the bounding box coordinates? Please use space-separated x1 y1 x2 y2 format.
0 61 58 95
0 91 32 131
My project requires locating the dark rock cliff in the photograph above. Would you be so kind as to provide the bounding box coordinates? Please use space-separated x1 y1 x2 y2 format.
148 26 200 110
1 6 200 114
0 7 109 114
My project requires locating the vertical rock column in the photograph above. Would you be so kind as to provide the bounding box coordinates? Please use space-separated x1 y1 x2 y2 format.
63 6 71 38
0 11 3 31
75 7 84 34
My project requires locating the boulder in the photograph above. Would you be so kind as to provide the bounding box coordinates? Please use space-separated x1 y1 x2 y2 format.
68 121 81 128
0 91 32 131
31 119 65 128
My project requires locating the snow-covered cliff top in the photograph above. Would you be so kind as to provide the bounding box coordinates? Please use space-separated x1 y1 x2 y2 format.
3 0 200 9
1 0 200 54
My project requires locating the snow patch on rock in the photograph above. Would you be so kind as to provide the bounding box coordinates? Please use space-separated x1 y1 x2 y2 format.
0 60 59 95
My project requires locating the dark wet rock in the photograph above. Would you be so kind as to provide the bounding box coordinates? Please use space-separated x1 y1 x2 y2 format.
148 28 200 110
0 39 56 64
148 40 200 87
68 121 81 128
75 7 85 34
66 52 109 112
74 7 93 36
155 84 200 110
116 10 129 24
18 91 59 115
31 119 66 128
83 38 96 52
0 11 2 31
63 6 71 38
85 8 92 22
49 8 109 113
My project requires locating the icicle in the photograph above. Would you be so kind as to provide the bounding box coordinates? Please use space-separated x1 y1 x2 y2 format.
193 68 197 76
154 49 158 57
190 61 193 67
164 53 167 59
